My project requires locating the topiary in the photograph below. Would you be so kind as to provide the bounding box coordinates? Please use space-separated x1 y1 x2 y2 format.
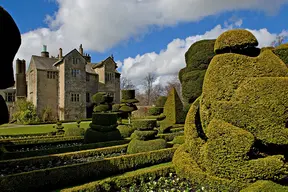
273 43 288 67
162 87 184 126
179 39 216 104
173 30 288 191
214 29 258 54
117 124 136 138
132 119 157 130
119 90 139 124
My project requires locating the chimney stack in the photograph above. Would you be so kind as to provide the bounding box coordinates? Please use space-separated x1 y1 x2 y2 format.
41 45 49 57
59 48 63 59
79 44 83 55
16 59 27 98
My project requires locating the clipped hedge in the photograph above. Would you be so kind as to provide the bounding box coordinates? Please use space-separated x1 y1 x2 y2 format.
158 132 184 142
90 124 118 132
3 136 83 146
273 44 288 66
0 144 128 173
127 139 167 154
117 124 136 138
132 119 157 130
134 130 158 140
155 96 167 107
64 127 85 137
200 50 288 131
214 29 258 54
26 118 92 125
91 113 118 126
172 136 184 145
61 163 175 192
0 148 176 192
0 139 129 160
84 128 122 143
0 135 63 144
148 107 163 116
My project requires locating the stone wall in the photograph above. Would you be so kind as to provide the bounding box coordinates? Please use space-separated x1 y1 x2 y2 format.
63 51 87 120
36 70 58 120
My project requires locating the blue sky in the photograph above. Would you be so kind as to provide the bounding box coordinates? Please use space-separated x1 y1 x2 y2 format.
2 0 288 85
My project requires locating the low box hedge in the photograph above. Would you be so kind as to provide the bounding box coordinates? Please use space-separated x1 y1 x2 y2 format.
0 144 128 171
157 132 184 142
0 148 176 192
170 127 184 133
0 135 64 144
0 139 130 160
61 162 175 192
0 133 53 139
26 118 92 125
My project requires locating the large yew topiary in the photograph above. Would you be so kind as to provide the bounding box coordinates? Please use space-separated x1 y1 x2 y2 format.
179 39 216 104
173 29 288 191
273 43 288 67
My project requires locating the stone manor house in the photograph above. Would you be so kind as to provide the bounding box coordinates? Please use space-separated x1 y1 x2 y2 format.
0 45 121 120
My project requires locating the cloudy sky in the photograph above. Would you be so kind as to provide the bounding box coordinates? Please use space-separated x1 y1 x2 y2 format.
2 0 288 86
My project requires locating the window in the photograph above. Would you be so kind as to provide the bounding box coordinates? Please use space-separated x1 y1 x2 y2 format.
5 92 15 102
105 72 114 82
47 71 57 79
86 74 90 81
71 69 80 77
86 92 90 102
72 58 81 64
71 93 80 102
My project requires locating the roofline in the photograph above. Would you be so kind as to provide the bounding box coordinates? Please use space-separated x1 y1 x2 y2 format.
92 56 116 69
53 48 87 66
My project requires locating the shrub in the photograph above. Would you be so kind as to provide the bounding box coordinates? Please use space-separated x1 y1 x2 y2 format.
91 113 118 126
155 96 167 107
127 138 167 154
132 119 157 131
12 99 40 124
112 104 121 112
172 136 184 145
214 29 258 54
148 107 163 116
84 128 122 143
64 127 85 137
133 130 158 140
163 87 184 125
117 124 136 138
121 90 136 100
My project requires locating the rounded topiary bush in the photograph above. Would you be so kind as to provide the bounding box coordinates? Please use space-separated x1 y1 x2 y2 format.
148 107 163 116
127 138 167 154
132 119 157 130
214 29 258 54
84 128 122 143
185 39 216 69
134 130 158 140
117 124 136 138
112 104 121 112
64 127 85 137
156 113 166 121
92 92 106 104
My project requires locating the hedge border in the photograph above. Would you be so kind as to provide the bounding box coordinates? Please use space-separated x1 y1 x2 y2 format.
61 162 175 192
157 132 184 142
0 139 130 160
0 148 176 192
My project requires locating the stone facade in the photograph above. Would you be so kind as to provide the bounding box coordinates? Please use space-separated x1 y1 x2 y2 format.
7 45 121 121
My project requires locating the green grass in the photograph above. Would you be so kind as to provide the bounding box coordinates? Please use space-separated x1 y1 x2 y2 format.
0 122 91 135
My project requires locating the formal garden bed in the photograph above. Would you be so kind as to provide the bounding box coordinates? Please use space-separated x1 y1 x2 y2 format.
0 145 127 176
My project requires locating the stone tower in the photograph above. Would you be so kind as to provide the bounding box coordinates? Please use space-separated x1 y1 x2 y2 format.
15 58 27 99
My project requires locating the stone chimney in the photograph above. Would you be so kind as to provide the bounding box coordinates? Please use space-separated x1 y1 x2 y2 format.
41 45 49 57
79 44 83 55
16 59 27 98
59 48 63 59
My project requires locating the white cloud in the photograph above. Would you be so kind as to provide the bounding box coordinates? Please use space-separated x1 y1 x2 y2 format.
14 0 288 69
120 20 288 87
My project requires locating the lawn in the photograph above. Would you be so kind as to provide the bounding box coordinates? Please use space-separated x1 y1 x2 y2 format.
0 121 91 135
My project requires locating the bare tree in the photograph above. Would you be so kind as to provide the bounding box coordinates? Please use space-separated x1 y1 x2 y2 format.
120 76 136 90
142 72 156 105
163 74 182 101
271 35 286 47
150 84 165 105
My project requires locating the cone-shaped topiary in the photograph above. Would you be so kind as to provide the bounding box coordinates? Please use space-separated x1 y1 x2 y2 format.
162 87 184 125
119 90 139 124
173 29 288 191
127 119 166 154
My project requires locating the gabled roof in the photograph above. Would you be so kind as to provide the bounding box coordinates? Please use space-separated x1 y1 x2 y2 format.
86 63 97 75
32 55 58 71
53 48 86 66
92 56 116 69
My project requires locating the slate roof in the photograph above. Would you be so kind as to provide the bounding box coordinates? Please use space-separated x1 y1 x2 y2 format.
32 55 58 71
